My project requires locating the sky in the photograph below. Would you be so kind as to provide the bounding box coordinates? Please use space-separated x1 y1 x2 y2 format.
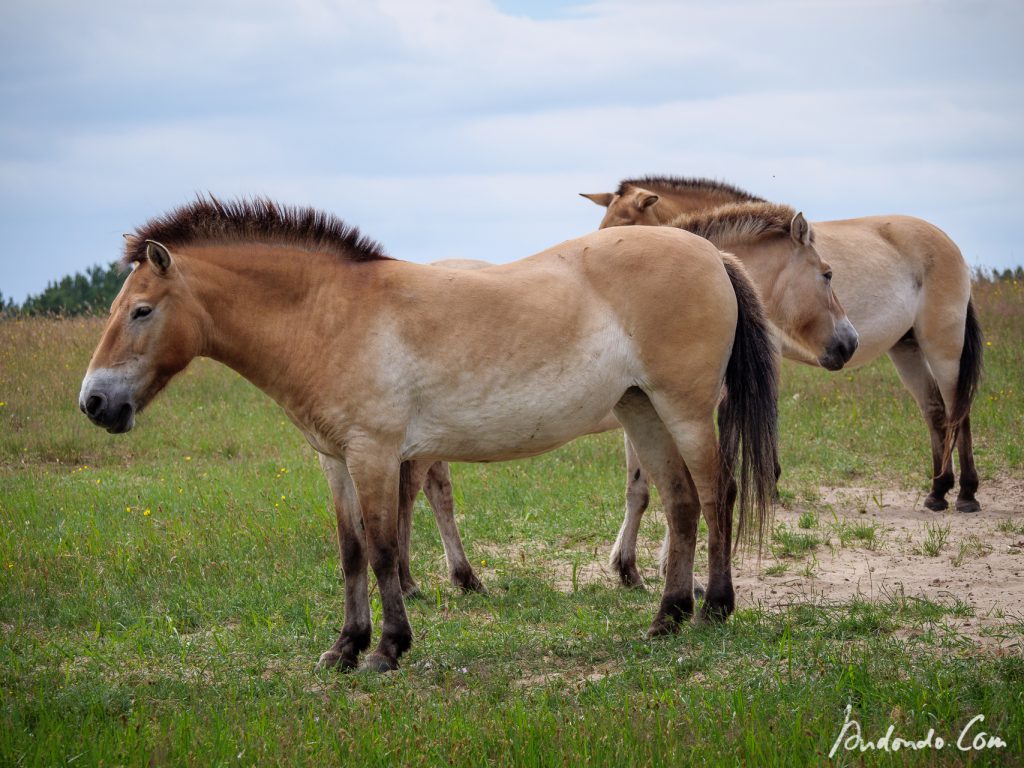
1 0 1022 304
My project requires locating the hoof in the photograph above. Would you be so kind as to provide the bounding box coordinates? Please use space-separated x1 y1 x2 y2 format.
618 567 646 590
316 649 357 671
402 583 422 599
453 571 487 594
360 652 399 673
923 494 949 512
646 616 683 638
955 497 981 513
699 603 731 624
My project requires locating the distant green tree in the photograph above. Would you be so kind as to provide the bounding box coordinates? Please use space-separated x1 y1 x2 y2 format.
19 262 126 316
0 290 16 317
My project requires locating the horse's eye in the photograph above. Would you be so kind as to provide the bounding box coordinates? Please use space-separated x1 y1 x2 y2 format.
131 305 152 320
823 271 833 282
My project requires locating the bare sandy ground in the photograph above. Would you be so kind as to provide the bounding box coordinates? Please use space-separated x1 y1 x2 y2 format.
734 477 1024 647
553 477 1024 649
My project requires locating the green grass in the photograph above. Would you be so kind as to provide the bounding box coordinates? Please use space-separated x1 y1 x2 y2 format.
921 523 952 557
2 278 1023 766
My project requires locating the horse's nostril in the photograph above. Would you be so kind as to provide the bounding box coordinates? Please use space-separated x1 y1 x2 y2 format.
85 394 106 418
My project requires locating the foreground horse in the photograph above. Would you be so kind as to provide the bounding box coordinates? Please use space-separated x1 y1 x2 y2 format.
397 208 858 593
582 176 983 582
80 198 779 671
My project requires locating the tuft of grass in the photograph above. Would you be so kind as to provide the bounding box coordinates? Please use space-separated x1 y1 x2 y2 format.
920 523 951 557
997 518 1024 535
797 510 818 529
831 519 882 550
770 523 819 559
953 535 992 567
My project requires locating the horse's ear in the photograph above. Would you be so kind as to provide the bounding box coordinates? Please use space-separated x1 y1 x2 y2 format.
145 240 172 274
580 192 614 208
790 212 812 246
636 193 659 211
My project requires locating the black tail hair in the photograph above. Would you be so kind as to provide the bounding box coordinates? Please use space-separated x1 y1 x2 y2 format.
717 257 780 551
943 298 983 464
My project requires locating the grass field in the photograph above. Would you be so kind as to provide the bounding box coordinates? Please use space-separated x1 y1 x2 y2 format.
2 278 1023 766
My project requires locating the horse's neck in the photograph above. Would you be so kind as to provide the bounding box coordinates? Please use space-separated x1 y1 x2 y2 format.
721 239 785 307
188 248 329 410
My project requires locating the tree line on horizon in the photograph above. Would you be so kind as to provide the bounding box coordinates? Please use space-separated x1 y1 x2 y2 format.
1 263 126 317
1 261 1022 319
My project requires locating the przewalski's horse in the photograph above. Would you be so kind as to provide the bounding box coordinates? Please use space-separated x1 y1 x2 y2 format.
396 209 859 593
80 197 779 672
581 176 765 229
584 177 983 584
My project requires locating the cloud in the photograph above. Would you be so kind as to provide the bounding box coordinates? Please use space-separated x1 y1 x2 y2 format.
2 0 1023 301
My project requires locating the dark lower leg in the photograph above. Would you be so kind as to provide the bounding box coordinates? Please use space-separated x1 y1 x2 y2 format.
649 476 700 636
423 462 484 592
955 417 981 512
397 461 430 597
924 393 955 511
319 535 372 670
701 477 736 621
362 540 412 672
612 457 649 588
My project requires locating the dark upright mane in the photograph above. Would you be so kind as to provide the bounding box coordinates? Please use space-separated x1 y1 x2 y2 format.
615 176 765 203
124 197 391 265
669 201 799 247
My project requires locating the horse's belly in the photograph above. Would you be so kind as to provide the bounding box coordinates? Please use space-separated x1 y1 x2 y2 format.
400 337 635 462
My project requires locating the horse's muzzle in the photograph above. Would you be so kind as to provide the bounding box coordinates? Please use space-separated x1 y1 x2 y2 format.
79 374 137 433
818 318 859 371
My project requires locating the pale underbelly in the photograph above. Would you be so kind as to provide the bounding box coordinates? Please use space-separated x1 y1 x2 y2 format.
400 371 632 463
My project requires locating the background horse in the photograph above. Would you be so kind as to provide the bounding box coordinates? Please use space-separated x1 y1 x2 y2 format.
80 197 778 671
582 176 983 585
396 208 858 592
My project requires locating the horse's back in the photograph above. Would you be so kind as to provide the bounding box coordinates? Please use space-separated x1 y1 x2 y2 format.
814 215 971 365
381 227 738 461
818 215 966 275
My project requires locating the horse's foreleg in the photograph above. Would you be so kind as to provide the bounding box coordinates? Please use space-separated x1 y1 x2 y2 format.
614 390 701 636
316 454 372 671
346 449 411 672
610 436 650 588
423 461 485 593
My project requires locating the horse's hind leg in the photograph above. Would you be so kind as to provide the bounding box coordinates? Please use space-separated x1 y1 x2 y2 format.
422 461 486 592
316 454 373 670
397 460 432 598
954 417 980 513
609 436 650 588
646 392 733 622
614 389 701 636
887 338 955 511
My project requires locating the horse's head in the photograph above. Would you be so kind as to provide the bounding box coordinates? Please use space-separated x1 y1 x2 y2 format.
79 241 204 433
766 213 858 371
580 187 663 228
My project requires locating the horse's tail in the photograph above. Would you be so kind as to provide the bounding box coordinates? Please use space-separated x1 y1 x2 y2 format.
717 256 780 551
944 297 983 463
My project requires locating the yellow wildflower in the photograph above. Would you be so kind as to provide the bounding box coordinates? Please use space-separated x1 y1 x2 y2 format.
143 508 151 517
